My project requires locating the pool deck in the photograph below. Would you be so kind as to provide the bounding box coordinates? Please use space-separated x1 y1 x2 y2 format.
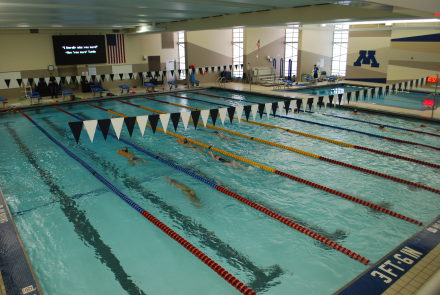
336 215 440 295
0 188 43 295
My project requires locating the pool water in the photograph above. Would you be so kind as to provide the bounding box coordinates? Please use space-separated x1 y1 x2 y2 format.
0 89 439 295
360 91 438 111
292 84 366 96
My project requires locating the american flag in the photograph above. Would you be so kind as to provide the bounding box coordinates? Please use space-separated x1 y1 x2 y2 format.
106 34 126 64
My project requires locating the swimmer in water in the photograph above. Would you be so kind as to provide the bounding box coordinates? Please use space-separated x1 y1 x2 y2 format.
117 147 146 166
177 138 201 151
165 177 202 208
209 150 240 167
213 131 232 140
351 109 360 115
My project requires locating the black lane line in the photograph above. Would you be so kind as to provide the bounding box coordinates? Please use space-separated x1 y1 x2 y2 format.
43 115 283 292
6 125 147 295
11 188 108 217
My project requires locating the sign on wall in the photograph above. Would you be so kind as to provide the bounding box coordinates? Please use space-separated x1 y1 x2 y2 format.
353 50 380 68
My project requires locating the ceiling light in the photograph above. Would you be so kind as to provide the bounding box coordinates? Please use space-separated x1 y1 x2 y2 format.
136 24 165 33
342 19 440 25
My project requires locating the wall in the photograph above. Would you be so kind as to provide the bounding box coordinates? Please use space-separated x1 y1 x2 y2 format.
0 29 179 97
244 26 285 70
346 23 440 83
387 25 440 83
186 29 232 83
345 25 391 83
298 25 333 80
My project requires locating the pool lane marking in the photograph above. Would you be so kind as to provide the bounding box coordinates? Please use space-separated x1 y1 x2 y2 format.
56 105 368 264
189 91 440 152
44 113 282 291
79 103 371 265
88 102 423 230
20 111 257 295
130 97 440 195
302 110 440 138
165 93 440 170
5 124 147 295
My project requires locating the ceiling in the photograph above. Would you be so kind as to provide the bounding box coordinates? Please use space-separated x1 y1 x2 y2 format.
0 0 438 30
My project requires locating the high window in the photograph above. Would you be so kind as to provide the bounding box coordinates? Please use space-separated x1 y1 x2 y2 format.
331 24 349 76
232 27 244 78
177 31 186 79
284 25 299 78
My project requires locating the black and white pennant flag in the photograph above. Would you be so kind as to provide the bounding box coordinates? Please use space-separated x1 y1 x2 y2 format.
160 113 170 133
218 108 227 125
170 113 180 131
191 110 200 129
251 104 258 120
210 109 219 125
227 107 235 123
111 117 124 139
124 117 136 137
136 115 148 136
148 114 160 133
98 119 111 140
83 120 98 142
69 121 83 143
201 109 210 127
181 111 191 130
264 103 271 119
236 105 243 122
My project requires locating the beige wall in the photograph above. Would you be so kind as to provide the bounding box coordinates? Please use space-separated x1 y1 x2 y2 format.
186 29 233 82
244 27 285 69
345 25 391 83
298 25 333 80
0 30 178 74
387 25 440 82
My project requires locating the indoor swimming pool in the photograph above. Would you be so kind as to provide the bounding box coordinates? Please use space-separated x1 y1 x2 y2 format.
0 88 439 295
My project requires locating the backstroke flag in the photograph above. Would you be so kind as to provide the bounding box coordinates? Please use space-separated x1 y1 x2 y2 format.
106 34 126 64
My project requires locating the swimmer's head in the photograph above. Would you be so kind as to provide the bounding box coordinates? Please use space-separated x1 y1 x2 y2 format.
379 125 385 129
354 109 358 112
213 131 219 134
123 147 128 152
183 138 188 144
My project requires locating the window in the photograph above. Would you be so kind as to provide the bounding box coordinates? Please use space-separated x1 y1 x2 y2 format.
284 25 299 78
331 24 349 76
177 31 186 79
232 27 243 78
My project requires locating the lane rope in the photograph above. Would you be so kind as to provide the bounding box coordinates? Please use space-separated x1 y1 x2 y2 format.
132 96 440 194
302 110 440 138
87 102 423 228
22 110 258 295
54 105 371 265
164 93 440 169
190 91 440 151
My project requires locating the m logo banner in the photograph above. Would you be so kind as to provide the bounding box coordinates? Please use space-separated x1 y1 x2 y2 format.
353 50 380 68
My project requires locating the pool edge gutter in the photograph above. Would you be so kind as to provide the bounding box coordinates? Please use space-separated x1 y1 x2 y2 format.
0 187 44 295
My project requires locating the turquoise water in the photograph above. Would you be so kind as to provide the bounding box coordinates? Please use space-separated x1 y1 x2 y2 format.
292 84 366 96
361 91 438 111
0 89 439 295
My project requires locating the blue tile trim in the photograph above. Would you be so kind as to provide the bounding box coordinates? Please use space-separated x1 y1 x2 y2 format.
0 189 42 295
336 215 440 295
